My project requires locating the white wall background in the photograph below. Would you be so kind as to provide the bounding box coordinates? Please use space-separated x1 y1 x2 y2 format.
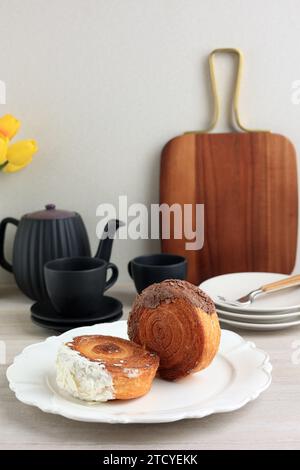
1 0 300 285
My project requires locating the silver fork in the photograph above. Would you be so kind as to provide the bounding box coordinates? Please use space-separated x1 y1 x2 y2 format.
218 274 300 307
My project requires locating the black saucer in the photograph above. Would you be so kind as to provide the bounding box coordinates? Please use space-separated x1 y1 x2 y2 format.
31 296 122 324
31 310 123 333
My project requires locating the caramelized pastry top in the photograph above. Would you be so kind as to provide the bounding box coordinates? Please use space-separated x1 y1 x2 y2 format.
133 279 215 315
66 334 159 373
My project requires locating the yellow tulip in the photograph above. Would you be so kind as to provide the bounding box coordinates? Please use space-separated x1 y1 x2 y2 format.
0 136 8 164
6 139 38 166
0 114 38 173
2 139 38 173
3 159 33 173
0 114 21 139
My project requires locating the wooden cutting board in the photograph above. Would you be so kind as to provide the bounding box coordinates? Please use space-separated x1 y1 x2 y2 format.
160 49 298 285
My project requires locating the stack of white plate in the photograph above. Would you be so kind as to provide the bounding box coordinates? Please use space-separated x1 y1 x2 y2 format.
200 272 300 331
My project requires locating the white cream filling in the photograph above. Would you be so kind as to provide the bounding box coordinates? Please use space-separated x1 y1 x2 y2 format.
56 344 114 402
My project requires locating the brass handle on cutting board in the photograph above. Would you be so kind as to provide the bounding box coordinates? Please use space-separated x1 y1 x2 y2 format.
186 48 269 134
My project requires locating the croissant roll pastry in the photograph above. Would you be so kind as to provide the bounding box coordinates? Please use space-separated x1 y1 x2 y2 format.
56 335 159 401
128 279 221 381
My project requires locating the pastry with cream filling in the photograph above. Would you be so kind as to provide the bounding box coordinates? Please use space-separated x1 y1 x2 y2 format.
56 335 159 401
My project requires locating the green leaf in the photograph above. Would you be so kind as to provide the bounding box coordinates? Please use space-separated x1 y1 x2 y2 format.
0 161 8 171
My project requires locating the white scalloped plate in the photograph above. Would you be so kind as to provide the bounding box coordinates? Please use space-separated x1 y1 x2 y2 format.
200 272 300 313
6 321 272 424
219 315 300 331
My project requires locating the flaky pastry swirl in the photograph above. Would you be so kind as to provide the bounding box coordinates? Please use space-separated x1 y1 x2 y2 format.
128 280 221 380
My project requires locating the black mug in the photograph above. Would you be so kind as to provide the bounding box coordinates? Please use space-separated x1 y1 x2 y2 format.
44 257 118 316
128 253 187 293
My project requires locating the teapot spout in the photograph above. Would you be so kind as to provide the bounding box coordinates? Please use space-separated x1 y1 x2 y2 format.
95 219 125 262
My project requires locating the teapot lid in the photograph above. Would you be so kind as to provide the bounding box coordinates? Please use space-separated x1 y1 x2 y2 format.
24 204 77 220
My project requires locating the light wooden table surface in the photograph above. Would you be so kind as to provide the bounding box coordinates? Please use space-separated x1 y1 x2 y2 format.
1 285 300 450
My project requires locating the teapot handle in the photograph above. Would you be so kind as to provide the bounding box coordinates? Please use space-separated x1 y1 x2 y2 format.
0 217 19 272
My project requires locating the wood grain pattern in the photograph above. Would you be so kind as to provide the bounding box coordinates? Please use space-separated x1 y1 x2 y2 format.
160 132 298 285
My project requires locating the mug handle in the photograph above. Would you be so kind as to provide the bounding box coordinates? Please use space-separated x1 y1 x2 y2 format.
104 262 119 291
0 217 19 272
127 261 133 279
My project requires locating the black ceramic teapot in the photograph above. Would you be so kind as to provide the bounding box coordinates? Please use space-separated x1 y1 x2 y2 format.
0 204 123 301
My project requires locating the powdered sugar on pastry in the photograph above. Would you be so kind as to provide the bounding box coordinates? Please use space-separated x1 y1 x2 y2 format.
123 368 140 378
